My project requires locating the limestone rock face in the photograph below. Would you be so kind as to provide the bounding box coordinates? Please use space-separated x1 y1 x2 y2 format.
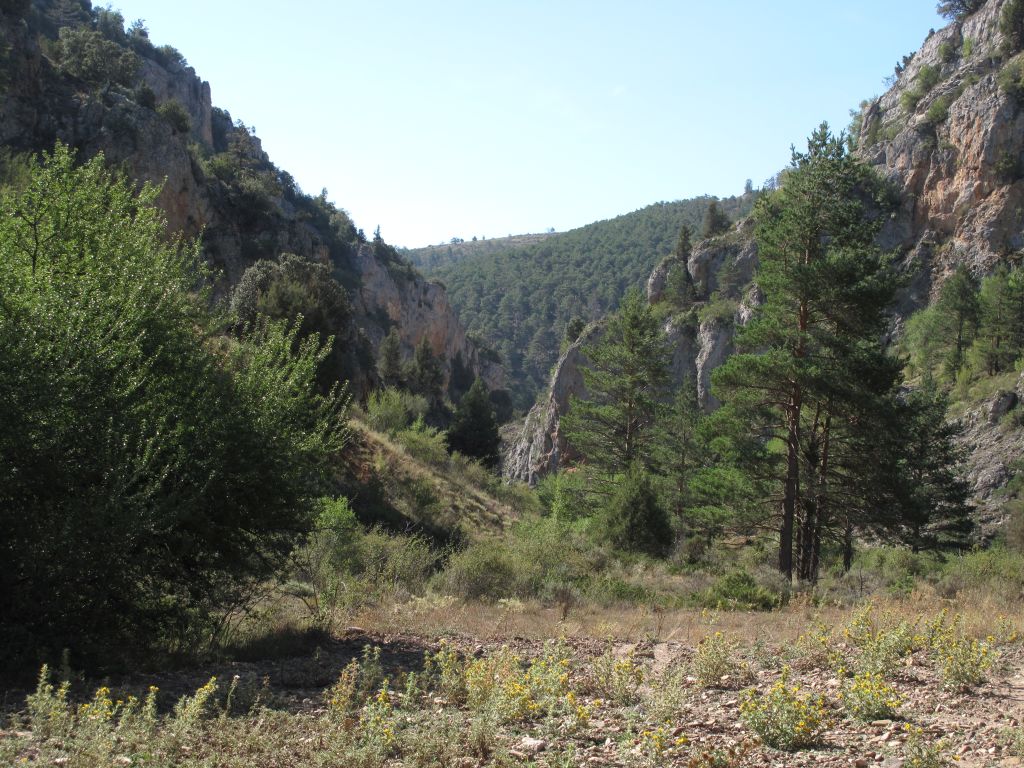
502 324 600 485
0 6 500 397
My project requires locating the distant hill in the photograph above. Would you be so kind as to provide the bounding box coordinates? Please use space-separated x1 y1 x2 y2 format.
413 193 758 408
404 232 557 273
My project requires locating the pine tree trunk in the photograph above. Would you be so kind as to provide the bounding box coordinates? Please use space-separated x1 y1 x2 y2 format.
843 521 854 572
780 397 800 582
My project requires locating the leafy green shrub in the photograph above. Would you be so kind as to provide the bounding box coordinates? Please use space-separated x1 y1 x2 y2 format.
596 466 673 556
999 54 1024 100
996 150 1023 183
440 540 521 600
0 146 348 673
962 37 975 58
739 667 830 750
396 418 449 467
1003 0 1024 55
901 64 942 113
700 571 779 611
938 41 956 63
158 99 191 133
924 92 955 126
56 26 139 89
697 296 739 325
364 387 428 435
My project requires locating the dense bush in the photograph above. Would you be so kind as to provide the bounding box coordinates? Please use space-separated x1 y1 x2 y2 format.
56 26 139 90
157 100 191 133
0 146 348 675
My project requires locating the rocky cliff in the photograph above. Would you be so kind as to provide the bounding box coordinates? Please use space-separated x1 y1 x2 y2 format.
0 0 501 397
503 0 1024 534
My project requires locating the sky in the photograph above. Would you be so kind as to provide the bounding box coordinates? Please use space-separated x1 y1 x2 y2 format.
114 1 946 248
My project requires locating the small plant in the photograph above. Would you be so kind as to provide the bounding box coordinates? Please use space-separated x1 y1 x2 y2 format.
840 670 902 721
424 639 467 703
962 37 975 58
636 724 689 767
355 683 398 762
935 634 995 691
645 665 690 722
172 677 217 727
26 665 73 740
793 622 843 670
738 666 830 751
904 723 948 767
592 645 645 705
693 631 737 687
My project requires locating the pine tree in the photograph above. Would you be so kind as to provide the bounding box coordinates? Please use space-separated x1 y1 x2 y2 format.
701 200 731 239
712 124 899 582
377 328 403 387
406 336 444 402
447 378 501 467
893 386 974 552
597 464 673 556
936 265 980 378
561 287 671 475
972 264 1024 375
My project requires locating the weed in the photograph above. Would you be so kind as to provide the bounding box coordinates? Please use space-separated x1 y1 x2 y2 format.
739 666 830 751
593 645 645 705
840 671 902 721
693 631 738 687
935 634 995 691
904 723 948 767
424 639 467 703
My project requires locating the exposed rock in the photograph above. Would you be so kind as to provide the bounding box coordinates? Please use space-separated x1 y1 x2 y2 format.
990 390 1019 424
0 5 500 398
501 324 601 485
647 253 685 304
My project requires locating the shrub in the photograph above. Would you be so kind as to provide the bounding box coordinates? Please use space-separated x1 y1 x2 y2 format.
440 539 521 600
396 418 449 467
596 466 673 557
700 571 779 611
999 54 1024 101
924 93 955 126
935 634 996 691
0 146 348 674
592 645 645 705
962 37 975 58
903 724 949 768
739 667 830 750
693 631 738 687
840 671 902 721
1003 0 1024 55
158 100 191 133
56 27 139 89
364 387 427 435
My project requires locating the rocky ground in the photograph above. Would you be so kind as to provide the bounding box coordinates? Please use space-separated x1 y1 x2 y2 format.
6 606 1017 768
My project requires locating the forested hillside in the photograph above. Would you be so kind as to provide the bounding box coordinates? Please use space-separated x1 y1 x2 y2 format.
413 193 758 407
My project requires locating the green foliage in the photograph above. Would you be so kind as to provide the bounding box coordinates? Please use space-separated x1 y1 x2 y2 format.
0 145 348 673
901 64 941 113
998 53 1024 101
407 195 757 407
970 263 1024 376
739 667 830 750
376 328 403 387
157 99 191 133
936 0 983 20
701 200 732 239
231 252 353 390
365 387 428 436
700 571 780 611
396 418 449 467
1003 0 1024 54
924 92 956 126
447 378 501 467
903 265 979 382
596 465 673 556
962 37 975 58
405 337 444 404
55 26 139 89
712 124 903 582
561 288 671 474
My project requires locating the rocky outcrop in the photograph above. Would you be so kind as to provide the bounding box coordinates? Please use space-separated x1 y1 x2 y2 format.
501 324 600 485
0 2 500 397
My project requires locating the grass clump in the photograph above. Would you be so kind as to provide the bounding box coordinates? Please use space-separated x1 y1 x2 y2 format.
901 64 942 112
739 666 830 751
700 571 780 611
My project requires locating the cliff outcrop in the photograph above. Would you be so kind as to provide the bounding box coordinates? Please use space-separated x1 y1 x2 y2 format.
0 1 501 397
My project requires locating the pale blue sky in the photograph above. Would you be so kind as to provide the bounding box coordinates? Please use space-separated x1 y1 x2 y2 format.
115 2 945 247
